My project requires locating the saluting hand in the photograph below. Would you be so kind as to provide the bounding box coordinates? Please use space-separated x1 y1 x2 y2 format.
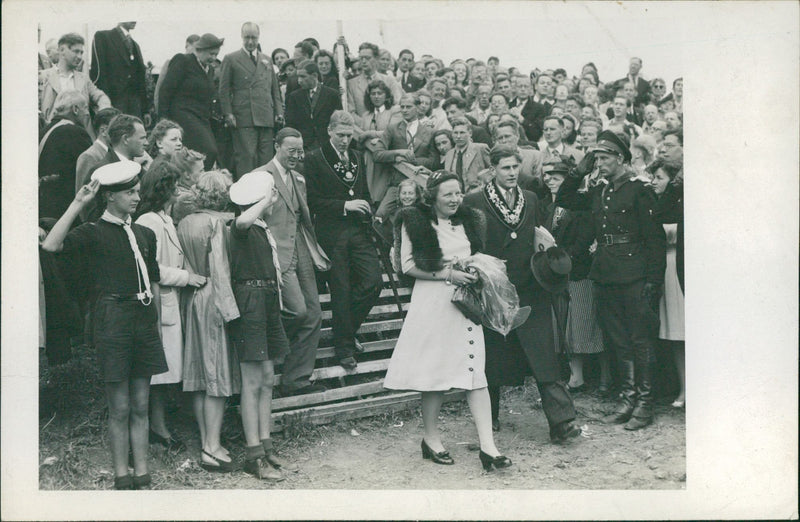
75 179 100 205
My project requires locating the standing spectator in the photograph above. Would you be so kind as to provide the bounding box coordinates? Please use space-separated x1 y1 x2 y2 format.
134 162 207 451
253 127 329 397
397 49 424 92
384 171 512 471
285 60 342 150
539 160 609 392
345 41 403 117
42 161 168 490
648 159 685 408
92 114 149 177
315 49 340 90
39 33 111 129
75 107 122 221
615 57 650 107
154 34 200 115
227 172 291 481
443 117 491 193
520 73 554 143
441 97 492 145
271 48 290 73
462 147 581 442
219 22 284 178
90 22 148 119
556 130 666 431
541 116 584 164
489 119 545 194
177 170 240 473
38 91 94 220
159 33 225 170
305 111 383 371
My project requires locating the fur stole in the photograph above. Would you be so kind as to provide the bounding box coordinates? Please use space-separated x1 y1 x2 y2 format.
392 204 486 273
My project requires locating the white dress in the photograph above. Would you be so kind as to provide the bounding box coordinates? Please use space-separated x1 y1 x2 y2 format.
659 224 685 341
383 220 487 392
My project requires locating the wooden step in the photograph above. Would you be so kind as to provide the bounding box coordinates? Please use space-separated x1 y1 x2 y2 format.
272 380 386 411
319 318 404 341
318 286 411 304
321 302 409 321
272 389 465 432
274 358 390 386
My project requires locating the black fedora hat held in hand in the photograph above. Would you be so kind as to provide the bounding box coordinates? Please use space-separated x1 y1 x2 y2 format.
530 246 572 294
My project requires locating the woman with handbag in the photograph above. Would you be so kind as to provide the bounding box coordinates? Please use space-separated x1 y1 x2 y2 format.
383 170 512 472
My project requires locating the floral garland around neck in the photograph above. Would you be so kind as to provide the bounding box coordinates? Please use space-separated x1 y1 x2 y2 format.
485 181 525 227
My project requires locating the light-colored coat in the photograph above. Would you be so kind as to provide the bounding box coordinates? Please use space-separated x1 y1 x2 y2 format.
219 49 283 128
253 159 330 272
136 210 191 385
39 67 111 126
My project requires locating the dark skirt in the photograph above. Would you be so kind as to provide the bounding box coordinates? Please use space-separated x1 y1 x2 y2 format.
229 284 289 363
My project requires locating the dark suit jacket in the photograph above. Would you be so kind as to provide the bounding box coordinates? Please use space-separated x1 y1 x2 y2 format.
540 195 595 280
219 49 283 128
158 53 215 122
521 97 551 143
89 27 147 108
373 118 437 170
398 73 425 93
304 141 370 241
461 188 560 385
38 118 93 219
285 85 342 149
614 76 651 107
471 124 492 146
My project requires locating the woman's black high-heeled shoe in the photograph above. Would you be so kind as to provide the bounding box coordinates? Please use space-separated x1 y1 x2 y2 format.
421 439 454 465
479 450 512 471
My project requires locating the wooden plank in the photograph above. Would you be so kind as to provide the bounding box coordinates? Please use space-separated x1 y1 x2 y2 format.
320 319 404 340
274 358 390 386
271 389 465 432
318 286 411 304
321 302 408 321
312 338 396 360
272 380 386 411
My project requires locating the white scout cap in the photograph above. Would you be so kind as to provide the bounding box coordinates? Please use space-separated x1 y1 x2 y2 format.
91 160 141 191
229 170 275 206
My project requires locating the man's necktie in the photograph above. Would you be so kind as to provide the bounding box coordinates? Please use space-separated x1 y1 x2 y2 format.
251 53 257 66
101 210 152 303
406 130 414 152
456 150 464 176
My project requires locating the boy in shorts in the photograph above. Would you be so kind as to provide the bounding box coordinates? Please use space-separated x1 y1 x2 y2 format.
42 161 167 490
228 172 292 481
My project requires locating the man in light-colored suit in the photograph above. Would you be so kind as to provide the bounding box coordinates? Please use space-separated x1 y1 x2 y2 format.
444 117 491 192
488 119 547 195
253 127 328 396
75 107 122 221
345 41 403 117
220 22 284 178
39 33 111 134
371 92 436 218
540 115 585 165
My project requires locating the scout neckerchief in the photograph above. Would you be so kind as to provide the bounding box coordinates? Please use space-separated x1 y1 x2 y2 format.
101 210 152 305
250 218 284 307
484 180 526 239
322 142 360 197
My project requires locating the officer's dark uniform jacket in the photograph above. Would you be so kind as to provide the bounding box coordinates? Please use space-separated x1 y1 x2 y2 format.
555 173 666 286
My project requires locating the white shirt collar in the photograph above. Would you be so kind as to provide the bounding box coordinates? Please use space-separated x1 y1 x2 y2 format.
405 119 419 136
243 47 257 59
274 158 290 183
118 26 130 38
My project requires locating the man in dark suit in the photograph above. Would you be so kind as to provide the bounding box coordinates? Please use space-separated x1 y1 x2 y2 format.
39 91 93 220
75 107 122 221
396 49 425 93
305 111 382 371
441 97 492 146
521 73 555 143
285 60 342 150
219 22 284 178
462 145 580 442
90 22 148 119
614 57 651 108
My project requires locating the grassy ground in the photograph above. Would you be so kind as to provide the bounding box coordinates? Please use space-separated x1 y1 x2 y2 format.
39 345 686 490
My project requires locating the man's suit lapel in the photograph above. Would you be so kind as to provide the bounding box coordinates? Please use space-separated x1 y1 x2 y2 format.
111 28 131 63
413 124 430 152
464 144 477 170
266 160 293 209
310 87 323 115
238 49 257 73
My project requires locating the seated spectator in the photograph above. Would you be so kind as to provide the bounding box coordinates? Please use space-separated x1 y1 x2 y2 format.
360 79 398 131
561 113 579 146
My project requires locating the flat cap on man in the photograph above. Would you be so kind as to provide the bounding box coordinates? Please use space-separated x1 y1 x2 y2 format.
592 130 632 163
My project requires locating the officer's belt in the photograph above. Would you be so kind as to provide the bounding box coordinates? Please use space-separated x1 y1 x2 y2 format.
599 233 640 246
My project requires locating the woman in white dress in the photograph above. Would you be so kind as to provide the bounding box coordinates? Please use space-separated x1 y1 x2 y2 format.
384 171 511 471
135 161 208 449
649 160 685 408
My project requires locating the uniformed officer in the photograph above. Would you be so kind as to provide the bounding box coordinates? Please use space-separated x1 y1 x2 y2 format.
555 130 666 430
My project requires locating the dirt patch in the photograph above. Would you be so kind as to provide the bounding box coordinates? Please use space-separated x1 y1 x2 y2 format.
39 375 685 490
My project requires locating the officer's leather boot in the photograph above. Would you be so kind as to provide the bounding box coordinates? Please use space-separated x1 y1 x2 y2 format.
603 360 636 424
625 362 654 430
